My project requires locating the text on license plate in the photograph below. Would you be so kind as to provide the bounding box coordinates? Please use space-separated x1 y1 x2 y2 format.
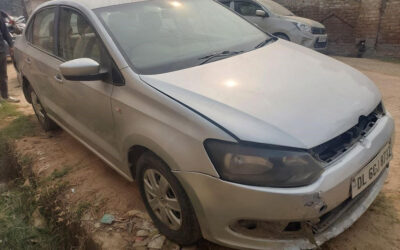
351 142 392 198
318 37 327 43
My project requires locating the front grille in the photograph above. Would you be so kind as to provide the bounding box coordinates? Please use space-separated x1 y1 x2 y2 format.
311 27 326 35
314 41 327 48
311 103 385 163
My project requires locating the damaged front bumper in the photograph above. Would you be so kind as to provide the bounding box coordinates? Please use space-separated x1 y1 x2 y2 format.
174 115 394 250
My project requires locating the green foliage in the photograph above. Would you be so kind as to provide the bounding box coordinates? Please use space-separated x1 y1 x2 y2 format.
0 116 37 139
75 201 91 220
0 103 82 249
50 167 71 180
0 103 36 182
0 183 70 250
0 101 20 120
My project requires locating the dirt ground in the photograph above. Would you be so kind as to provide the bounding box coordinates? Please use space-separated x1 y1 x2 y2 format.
5 56 400 250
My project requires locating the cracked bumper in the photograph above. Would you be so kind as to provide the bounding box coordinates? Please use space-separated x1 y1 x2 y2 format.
174 115 394 249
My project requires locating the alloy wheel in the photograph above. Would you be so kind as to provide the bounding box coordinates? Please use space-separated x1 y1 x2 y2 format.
143 169 182 230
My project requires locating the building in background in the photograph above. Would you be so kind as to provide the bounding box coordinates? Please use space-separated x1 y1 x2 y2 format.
275 0 400 58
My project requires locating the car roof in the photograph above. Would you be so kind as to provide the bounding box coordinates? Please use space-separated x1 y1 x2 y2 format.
44 0 145 10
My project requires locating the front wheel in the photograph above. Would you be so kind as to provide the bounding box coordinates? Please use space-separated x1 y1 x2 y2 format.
137 151 202 245
30 87 58 131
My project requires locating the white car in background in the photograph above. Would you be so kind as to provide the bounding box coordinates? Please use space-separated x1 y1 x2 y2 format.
219 0 328 51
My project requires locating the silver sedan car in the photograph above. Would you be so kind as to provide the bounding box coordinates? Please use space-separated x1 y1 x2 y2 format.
14 0 394 249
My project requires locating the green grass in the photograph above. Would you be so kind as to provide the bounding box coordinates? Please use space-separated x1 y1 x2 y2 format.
74 201 91 220
0 103 37 182
0 186 40 249
0 180 78 250
0 116 38 140
50 167 71 180
0 101 20 120
0 103 86 249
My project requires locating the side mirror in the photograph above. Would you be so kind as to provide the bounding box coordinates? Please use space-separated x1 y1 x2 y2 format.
59 58 107 81
256 10 267 17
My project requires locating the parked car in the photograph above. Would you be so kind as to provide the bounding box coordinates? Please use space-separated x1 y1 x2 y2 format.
14 0 394 249
219 0 328 51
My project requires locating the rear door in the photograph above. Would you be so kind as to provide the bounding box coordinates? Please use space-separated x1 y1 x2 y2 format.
56 7 120 165
23 7 63 120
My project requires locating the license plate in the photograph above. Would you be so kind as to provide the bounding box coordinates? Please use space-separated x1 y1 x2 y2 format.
318 37 327 43
351 142 392 198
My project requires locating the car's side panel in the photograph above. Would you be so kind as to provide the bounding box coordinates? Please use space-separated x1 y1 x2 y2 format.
56 79 120 168
52 6 121 170
111 68 235 178
17 3 123 177
17 1 235 181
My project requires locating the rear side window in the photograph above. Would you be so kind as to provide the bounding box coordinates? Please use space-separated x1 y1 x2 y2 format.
32 8 56 54
25 20 33 43
235 1 263 16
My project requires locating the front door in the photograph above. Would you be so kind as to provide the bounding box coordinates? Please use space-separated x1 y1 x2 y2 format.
56 7 119 164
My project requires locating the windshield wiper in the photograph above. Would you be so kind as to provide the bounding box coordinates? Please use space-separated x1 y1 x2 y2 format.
198 50 244 65
254 37 277 49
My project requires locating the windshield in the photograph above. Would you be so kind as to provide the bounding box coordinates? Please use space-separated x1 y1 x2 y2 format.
258 0 294 16
95 0 271 74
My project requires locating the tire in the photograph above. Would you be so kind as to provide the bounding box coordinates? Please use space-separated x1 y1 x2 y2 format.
29 86 58 131
274 33 290 41
137 151 202 245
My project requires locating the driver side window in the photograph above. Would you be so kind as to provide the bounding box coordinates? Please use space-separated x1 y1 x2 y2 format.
58 8 109 68
234 1 263 16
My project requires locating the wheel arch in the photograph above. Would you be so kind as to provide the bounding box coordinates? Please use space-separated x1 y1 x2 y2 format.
128 145 149 180
125 136 182 181
22 75 32 103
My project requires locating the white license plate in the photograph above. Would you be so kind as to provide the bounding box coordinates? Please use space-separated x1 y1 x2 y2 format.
318 37 327 43
351 142 392 198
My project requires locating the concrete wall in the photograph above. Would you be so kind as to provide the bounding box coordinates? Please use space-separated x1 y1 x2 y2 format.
275 0 400 57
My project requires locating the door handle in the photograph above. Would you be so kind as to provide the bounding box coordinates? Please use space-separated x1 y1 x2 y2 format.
54 74 63 83
25 57 31 64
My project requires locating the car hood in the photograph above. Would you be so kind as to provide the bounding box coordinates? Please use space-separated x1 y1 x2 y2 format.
282 15 325 28
140 40 381 149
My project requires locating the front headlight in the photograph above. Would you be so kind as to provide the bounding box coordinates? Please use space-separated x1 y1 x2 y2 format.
204 140 324 187
295 22 312 33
